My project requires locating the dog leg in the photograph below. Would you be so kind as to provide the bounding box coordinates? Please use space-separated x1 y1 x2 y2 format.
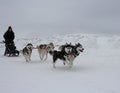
44 53 48 61
40 50 44 61
65 55 74 68
53 62 56 68
65 61 69 66
43 51 47 61
39 54 42 60
28 55 31 62
38 50 42 60
69 55 75 68
41 53 44 61
63 60 68 65
68 58 74 68
53 57 57 68
24 55 29 62
64 56 70 65
69 61 73 68
63 61 66 65
40 54 43 60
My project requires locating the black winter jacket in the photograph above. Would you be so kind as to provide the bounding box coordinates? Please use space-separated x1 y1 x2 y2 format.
3 31 15 43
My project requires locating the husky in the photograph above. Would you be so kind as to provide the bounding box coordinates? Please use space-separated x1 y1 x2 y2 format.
36 42 54 61
65 43 84 67
50 43 84 68
21 43 34 62
49 43 74 68
49 50 68 68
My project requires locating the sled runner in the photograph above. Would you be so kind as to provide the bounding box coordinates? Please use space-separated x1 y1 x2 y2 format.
4 41 19 57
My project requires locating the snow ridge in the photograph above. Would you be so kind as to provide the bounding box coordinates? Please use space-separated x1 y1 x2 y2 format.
14 34 120 50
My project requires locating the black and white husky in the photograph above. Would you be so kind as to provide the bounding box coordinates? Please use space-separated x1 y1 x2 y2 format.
64 43 84 67
21 43 34 62
49 50 67 68
50 43 84 68
36 42 54 61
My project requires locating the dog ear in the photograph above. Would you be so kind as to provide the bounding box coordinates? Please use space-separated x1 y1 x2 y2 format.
50 42 54 45
66 43 68 45
78 43 80 45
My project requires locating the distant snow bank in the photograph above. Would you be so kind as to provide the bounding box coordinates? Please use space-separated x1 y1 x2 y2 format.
13 34 120 50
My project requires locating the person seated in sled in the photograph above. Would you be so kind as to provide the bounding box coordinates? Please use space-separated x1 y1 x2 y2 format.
3 26 15 55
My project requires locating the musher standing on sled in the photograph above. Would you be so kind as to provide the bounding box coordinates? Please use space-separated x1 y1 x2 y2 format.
3 26 15 56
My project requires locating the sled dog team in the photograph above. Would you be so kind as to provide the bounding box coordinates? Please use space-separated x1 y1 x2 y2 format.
20 42 84 68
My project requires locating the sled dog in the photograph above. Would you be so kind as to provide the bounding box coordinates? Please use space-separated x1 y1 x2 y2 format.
21 43 34 62
50 43 84 68
36 42 54 61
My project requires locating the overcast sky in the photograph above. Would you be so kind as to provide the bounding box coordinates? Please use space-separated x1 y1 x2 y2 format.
0 0 120 38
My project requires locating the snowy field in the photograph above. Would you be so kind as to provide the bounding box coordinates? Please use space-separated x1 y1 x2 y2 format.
0 34 120 93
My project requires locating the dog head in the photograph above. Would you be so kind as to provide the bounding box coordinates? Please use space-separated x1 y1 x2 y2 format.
75 43 84 53
64 43 73 54
37 42 54 52
26 43 34 50
38 44 47 49
46 42 54 52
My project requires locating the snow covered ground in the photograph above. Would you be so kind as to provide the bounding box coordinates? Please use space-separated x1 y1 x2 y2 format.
0 34 120 93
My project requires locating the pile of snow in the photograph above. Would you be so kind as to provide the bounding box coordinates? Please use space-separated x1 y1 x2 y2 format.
13 33 120 50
